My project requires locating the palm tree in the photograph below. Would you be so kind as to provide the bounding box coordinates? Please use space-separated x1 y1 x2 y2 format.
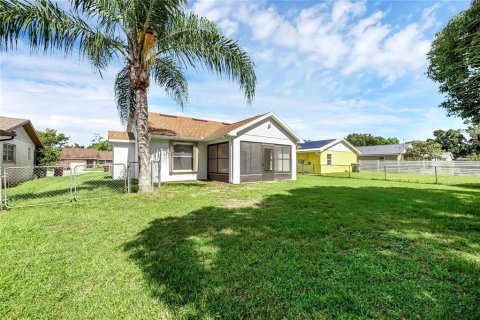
0 0 256 193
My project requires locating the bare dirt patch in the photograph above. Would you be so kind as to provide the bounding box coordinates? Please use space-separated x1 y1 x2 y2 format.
220 198 263 209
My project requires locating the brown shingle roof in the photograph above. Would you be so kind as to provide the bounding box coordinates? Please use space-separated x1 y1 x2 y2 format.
0 116 43 148
107 113 267 141
108 131 135 141
60 148 112 160
0 116 29 131
147 112 266 139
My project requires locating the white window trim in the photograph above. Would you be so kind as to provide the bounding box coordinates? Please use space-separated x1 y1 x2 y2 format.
326 154 332 166
171 142 196 173
3 143 16 163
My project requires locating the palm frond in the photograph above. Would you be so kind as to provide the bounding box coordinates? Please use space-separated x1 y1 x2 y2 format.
115 66 136 125
0 0 91 54
151 57 188 108
158 13 256 104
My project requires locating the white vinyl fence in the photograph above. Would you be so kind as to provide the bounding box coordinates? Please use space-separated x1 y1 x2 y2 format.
357 160 480 176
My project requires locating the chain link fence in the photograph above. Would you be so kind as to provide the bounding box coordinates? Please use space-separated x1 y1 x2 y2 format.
1 163 128 209
297 163 480 187
2 165 73 208
73 164 127 202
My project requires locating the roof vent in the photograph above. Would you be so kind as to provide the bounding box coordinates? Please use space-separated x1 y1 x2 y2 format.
222 122 230 125
192 118 208 122
159 114 177 118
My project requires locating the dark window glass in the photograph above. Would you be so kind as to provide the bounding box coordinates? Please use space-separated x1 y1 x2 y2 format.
327 154 332 165
174 157 193 170
208 142 229 174
173 144 194 171
3 144 16 162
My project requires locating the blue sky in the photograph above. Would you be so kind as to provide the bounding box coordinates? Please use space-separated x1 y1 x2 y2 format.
0 0 471 145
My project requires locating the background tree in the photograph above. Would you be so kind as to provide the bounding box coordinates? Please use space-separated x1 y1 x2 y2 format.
430 129 469 158
0 0 256 193
427 0 480 124
37 128 70 165
89 134 111 151
67 143 85 148
404 140 443 160
346 133 400 147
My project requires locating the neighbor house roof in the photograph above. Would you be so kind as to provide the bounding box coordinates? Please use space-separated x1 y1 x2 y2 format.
0 116 43 148
298 138 360 154
356 143 410 156
60 148 112 160
299 139 337 150
108 112 303 143
108 131 135 141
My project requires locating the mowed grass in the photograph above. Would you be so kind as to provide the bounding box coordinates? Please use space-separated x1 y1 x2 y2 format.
0 176 479 319
4 172 126 207
318 170 480 188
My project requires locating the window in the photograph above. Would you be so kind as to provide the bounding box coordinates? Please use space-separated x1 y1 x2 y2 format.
274 145 291 172
298 159 305 165
326 154 332 165
208 142 229 174
173 143 194 171
378 156 385 161
240 142 262 175
3 144 16 163
28 148 31 161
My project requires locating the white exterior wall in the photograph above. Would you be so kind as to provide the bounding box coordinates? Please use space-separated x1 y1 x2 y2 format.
328 141 354 152
112 141 135 179
0 127 36 169
231 118 297 184
149 138 208 183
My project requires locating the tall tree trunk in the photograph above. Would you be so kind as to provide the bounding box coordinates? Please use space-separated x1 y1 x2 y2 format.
135 86 153 193
131 64 153 193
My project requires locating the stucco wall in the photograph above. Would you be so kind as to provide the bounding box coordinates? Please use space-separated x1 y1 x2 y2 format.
149 138 208 183
232 118 297 184
297 140 358 174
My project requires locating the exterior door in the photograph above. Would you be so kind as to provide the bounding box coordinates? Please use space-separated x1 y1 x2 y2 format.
262 146 274 181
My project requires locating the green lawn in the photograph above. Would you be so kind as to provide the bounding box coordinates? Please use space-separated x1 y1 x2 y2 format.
0 176 479 319
4 172 126 207
317 170 480 188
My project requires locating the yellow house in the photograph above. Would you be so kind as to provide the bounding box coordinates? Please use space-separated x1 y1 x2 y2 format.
297 139 360 174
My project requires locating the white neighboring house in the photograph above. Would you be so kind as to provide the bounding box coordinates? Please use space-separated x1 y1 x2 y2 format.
108 112 303 184
0 116 43 170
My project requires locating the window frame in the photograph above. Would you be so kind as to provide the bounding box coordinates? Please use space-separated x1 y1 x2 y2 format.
208 142 230 174
3 143 16 163
172 142 196 173
326 153 332 165
274 145 291 173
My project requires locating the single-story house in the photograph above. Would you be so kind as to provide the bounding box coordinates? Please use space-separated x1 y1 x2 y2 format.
0 116 43 169
297 138 360 174
108 112 303 184
60 148 112 169
357 143 411 161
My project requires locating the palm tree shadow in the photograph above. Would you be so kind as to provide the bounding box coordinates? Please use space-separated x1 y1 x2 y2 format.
123 185 480 319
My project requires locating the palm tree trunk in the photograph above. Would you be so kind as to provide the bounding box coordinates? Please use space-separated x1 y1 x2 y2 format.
133 76 153 193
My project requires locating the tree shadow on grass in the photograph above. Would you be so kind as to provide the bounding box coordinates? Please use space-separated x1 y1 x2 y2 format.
124 185 480 319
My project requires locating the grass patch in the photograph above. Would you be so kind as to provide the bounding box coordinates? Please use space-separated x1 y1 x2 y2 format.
315 171 480 188
0 176 479 318
4 172 126 207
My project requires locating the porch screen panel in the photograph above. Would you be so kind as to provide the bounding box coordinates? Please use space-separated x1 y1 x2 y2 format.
208 142 229 174
240 142 262 175
274 145 291 172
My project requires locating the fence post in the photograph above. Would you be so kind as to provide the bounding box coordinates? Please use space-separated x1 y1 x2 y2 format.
384 166 387 181
348 165 351 178
435 166 438 184
319 164 322 176
69 166 73 203
0 171 2 210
